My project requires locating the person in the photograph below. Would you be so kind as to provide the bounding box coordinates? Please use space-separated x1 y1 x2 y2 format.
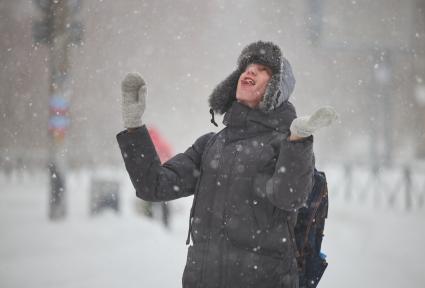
116 41 337 288
143 126 173 227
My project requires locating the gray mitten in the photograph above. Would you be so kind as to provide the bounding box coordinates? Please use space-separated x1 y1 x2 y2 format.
121 72 146 128
290 106 339 138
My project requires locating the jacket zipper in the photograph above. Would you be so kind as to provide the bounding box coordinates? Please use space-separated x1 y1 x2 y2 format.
220 142 241 288
198 130 226 287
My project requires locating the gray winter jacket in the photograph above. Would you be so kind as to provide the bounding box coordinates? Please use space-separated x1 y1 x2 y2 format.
116 101 314 288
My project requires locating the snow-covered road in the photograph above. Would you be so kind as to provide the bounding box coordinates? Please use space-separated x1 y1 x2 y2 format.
0 169 424 288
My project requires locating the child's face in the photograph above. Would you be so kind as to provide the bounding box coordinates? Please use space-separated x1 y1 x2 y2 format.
236 63 272 109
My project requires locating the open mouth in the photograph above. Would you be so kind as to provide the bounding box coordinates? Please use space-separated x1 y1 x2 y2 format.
241 77 255 86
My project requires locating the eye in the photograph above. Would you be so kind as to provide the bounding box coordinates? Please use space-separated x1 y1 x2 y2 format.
258 65 270 73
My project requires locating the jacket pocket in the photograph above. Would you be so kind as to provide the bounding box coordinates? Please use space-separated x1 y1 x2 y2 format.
223 177 260 250
224 176 293 259
225 242 292 288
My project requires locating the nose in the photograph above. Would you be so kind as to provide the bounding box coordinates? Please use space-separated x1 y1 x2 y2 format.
245 65 257 76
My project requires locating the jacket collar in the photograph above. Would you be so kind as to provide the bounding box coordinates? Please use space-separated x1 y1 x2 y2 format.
223 101 296 134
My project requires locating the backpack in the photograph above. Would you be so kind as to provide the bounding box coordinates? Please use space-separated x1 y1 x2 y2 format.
289 168 329 288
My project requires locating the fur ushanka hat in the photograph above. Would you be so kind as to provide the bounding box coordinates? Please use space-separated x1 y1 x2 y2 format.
209 41 296 114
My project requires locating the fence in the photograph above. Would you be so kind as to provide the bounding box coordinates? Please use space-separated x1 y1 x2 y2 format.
323 162 425 211
2 153 425 211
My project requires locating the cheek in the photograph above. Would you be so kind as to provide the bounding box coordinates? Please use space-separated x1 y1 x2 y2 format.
236 82 243 98
256 82 268 95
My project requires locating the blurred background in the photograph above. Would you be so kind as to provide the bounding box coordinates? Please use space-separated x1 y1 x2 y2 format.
1 0 424 287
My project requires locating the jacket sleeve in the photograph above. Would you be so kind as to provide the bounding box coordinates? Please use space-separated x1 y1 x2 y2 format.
265 135 315 211
116 126 215 202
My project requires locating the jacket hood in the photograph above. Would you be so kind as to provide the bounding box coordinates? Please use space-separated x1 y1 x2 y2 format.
209 41 296 115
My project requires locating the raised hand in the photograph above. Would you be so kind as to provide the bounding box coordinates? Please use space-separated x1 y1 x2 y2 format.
290 106 339 138
121 72 147 129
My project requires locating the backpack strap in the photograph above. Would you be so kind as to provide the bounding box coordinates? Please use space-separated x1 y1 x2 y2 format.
301 173 327 252
286 170 328 271
298 172 328 270
286 216 301 259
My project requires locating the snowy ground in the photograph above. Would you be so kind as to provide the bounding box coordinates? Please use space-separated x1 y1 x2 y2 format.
0 167 424 288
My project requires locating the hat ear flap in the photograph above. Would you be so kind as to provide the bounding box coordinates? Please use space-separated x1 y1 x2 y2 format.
258 57 296 113
208 69 240 114
280 57 296 102
259 73 281 113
